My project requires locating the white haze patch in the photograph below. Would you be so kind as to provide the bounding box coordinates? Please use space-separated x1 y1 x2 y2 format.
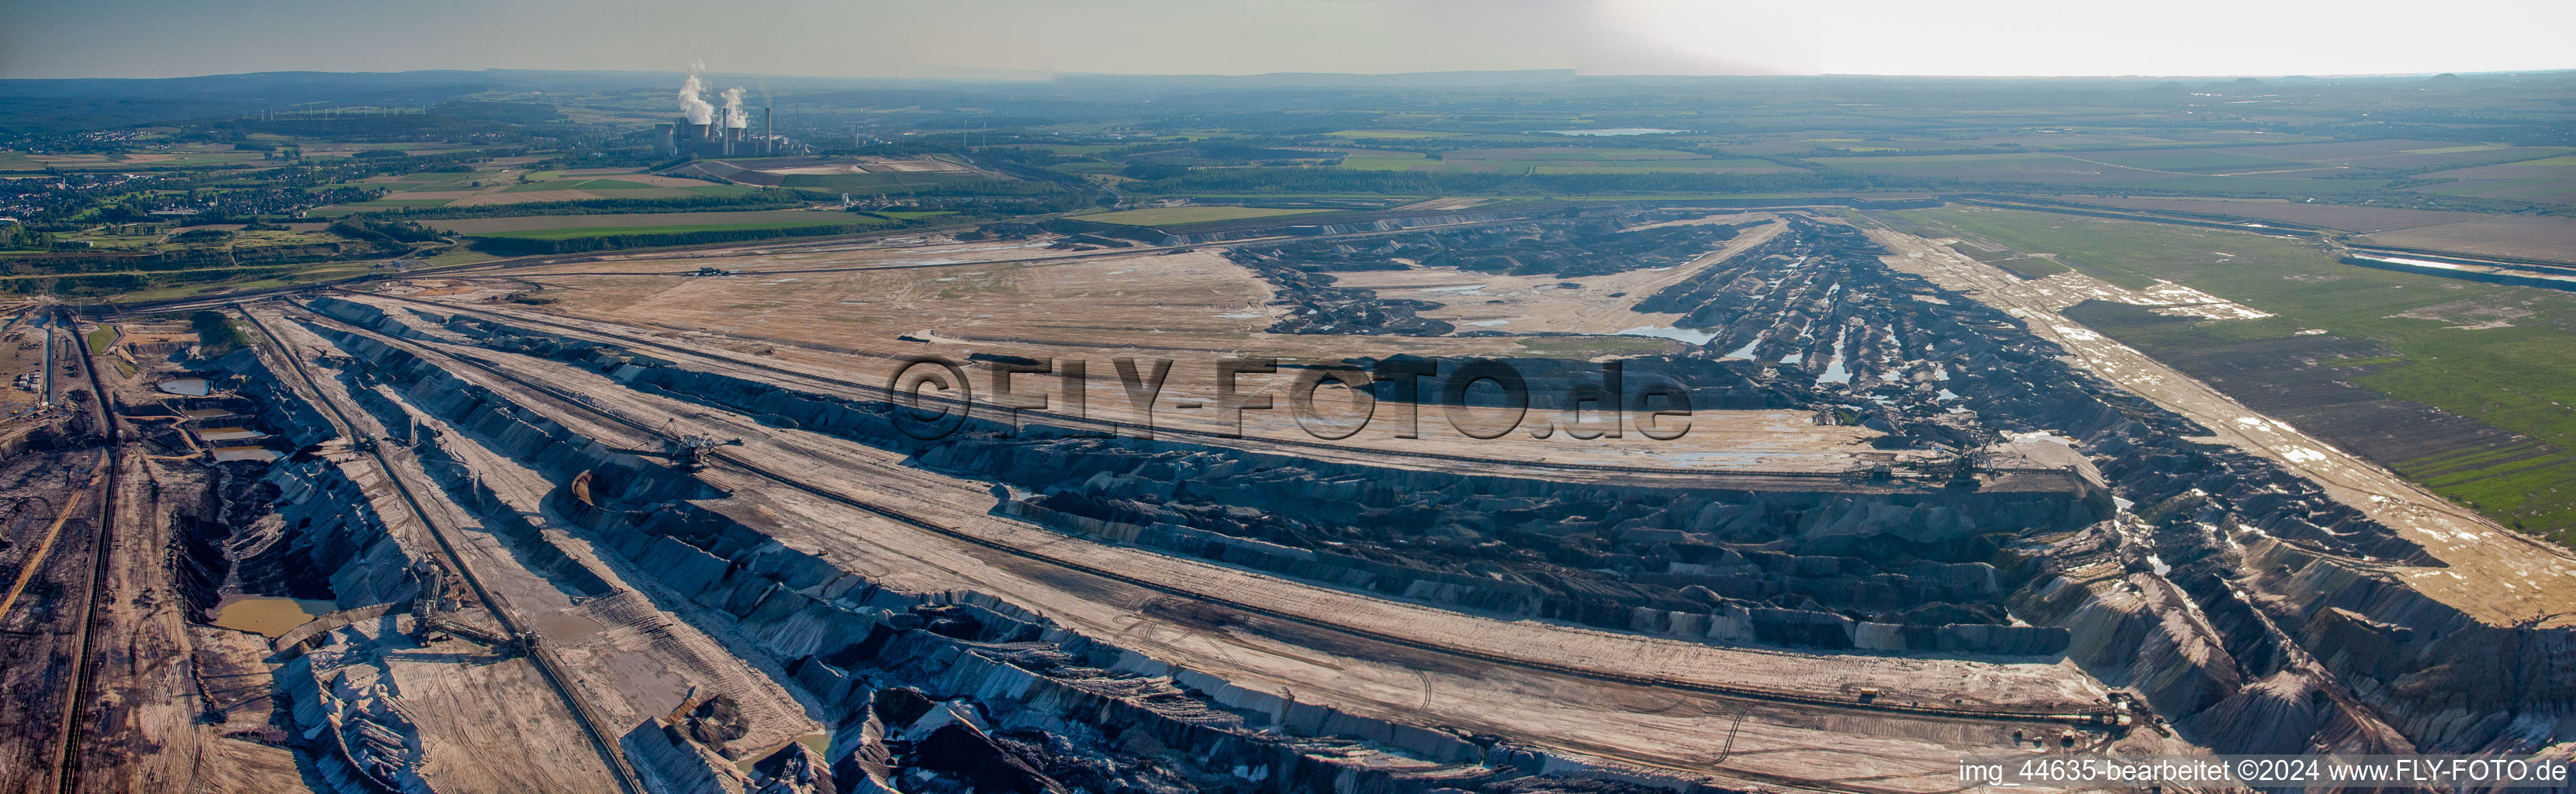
678 60 714 125
721 87 748 127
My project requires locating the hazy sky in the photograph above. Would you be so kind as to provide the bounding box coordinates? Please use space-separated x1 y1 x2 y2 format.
6 0 2572 81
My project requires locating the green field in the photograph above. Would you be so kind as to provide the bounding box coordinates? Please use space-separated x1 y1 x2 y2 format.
1896 206 2576 542
1341 152 1784 175
500 178 662 192
416 247 504 268
1528 161 1784 174
429 210 867 235
85 326 117 354
390 171 489 188
777 172 984 192
1323 129 1465 139
116 263 376 302
1899 208 2171 289
1444 148 1716 161
2073 150 2306 171
1049 162 1126 175
1814 152 2394 194
6 260 375 302
1078 206 1333 226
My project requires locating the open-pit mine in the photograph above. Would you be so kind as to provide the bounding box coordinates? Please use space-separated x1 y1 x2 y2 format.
5 204 2571 794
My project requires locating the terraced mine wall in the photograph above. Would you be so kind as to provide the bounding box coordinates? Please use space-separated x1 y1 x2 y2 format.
125 398 286 620
561 488 1680 794
209 347 339 449
289 309 1755 793
1607 218 2575 755
159 347 429 618
308 296 2106 658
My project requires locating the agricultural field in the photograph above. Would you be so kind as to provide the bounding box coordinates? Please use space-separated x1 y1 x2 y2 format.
1811 152 2163 182
465 219 880 241
51 223 350 253
1342 150 1789 174
2065 149 2317 174
1893 205 2576 541
2401 154 2576 205
774 171 984 192
497 178 662 192
2069 196 2491 233
2354 216 2576 264
1076 206 1333 226
661 155 1006 192
326 167 744 212
1974 131 2328 149
1439 147 1715 161
2209 140 2571 172
1804 140 2571 194
425 209 880 236
0 146 270 171
1047 161 1126 175
1321 129 1468 139
2 258 378 302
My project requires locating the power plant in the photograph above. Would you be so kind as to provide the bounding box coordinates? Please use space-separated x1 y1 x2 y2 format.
655 65 776 159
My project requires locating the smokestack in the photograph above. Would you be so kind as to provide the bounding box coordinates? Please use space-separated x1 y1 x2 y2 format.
764 107 773 155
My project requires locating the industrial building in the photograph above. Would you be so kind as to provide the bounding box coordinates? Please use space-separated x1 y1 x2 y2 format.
655 106 773 159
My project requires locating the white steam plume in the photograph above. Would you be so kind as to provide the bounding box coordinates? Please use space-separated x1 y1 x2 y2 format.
721 87 747 128
678 60 714 125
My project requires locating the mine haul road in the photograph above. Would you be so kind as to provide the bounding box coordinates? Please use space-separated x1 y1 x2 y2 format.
275 296 2146 792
